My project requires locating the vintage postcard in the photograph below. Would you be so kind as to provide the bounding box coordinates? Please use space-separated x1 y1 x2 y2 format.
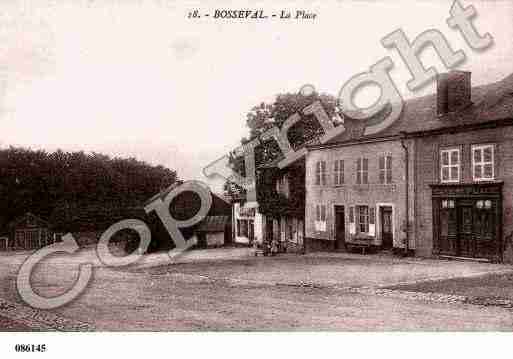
0 0 513 357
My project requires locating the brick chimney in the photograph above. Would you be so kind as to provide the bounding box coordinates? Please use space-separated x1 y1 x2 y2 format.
436 71 472 116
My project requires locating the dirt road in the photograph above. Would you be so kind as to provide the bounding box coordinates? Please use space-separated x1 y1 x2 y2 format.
1 249 513 330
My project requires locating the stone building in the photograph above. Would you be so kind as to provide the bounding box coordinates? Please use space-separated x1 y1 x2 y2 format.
305 135 414 253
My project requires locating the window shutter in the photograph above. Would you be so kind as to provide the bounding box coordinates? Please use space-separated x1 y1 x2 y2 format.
369 207 375 224
356 159 361 184
321 205 326 222
334 160 339 185
379 156 384 170
340 160 344 184
349 206 354 223
321 161 326 185
363 158 368 184
386 156 392 183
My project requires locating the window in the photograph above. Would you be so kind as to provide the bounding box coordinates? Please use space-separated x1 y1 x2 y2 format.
334 159 344 185
315 161 327 185
314 204 327 231
237 219 249 238
357 206 369 233
441 199 455 209
356 158 368 184
472 144 494 181
276 175 290 198
440 148 460 183
379 156 392 184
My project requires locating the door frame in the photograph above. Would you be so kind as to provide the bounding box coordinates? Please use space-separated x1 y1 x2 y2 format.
332 204 346 249
375 203 395 248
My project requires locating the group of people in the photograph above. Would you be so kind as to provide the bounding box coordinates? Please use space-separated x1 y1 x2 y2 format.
253 237 282 256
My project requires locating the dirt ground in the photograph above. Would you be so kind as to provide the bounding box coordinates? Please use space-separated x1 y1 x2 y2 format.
1 248 513 331
390 272 513 301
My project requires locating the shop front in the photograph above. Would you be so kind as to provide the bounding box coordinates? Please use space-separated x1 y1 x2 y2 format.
431 182 503 262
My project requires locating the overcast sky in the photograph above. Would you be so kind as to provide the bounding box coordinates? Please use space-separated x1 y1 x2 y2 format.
1 0 512 190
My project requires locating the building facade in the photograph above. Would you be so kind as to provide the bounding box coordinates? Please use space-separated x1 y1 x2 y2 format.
256 159 305 253
232 201 264 245
7 212 56 250
408 71 513 263
305 138 414 253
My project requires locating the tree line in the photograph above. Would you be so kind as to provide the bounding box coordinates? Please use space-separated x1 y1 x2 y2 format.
0 146 178 231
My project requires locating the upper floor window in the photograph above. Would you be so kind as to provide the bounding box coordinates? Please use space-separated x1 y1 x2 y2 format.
356 158 368 184
472 144 494 181
440 148 460 183
314 204 327 232
379 155 392 184
315 161 327 186
334 159 344 185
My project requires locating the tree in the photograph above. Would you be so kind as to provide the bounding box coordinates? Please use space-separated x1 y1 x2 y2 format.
0 146 179 230
224 91 340 199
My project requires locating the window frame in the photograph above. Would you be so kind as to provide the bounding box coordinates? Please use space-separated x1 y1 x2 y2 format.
472 144 495 182
315 160 327 186
334 159 344 186
356 158 369 185
314 204 327 232
357 205 369 234
440 148 461 183
379 155 393 184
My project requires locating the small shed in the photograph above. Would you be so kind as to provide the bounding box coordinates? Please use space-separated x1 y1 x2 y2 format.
196 215 231 248
8 212 55 250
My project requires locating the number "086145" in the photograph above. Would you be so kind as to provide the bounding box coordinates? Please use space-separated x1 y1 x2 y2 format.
14 344 47 353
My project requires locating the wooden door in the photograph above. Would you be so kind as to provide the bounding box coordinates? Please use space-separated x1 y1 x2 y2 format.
438 204 458 256
380 207 393 249
458 204 474 257
334 206 345 250
474 200 497 259
266 217 273 243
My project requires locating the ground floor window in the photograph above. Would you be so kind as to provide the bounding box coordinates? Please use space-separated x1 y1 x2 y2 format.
357 206 369 233
315 204 327 232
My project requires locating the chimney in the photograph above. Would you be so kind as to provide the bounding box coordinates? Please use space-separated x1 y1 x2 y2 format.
437 71 472 116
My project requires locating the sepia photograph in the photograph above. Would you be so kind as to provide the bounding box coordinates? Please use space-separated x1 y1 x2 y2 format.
1 0 513 357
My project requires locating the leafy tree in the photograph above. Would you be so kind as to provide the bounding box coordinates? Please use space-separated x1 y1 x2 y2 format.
0 146 178 231
224 91 340 199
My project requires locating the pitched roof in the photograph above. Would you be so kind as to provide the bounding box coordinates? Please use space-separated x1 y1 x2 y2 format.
196 215 229 232
323 72 513 144
9 212 51 229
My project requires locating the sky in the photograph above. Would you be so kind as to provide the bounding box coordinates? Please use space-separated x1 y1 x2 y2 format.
0 0 512 193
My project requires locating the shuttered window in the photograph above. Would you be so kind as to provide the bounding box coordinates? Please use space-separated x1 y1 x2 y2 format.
357 206 369 233
315 204 327 232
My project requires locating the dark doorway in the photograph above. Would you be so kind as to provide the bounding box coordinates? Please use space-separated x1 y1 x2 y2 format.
334 206 345 250
437 198 499 260
380 206 393 249
432 183 503 262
